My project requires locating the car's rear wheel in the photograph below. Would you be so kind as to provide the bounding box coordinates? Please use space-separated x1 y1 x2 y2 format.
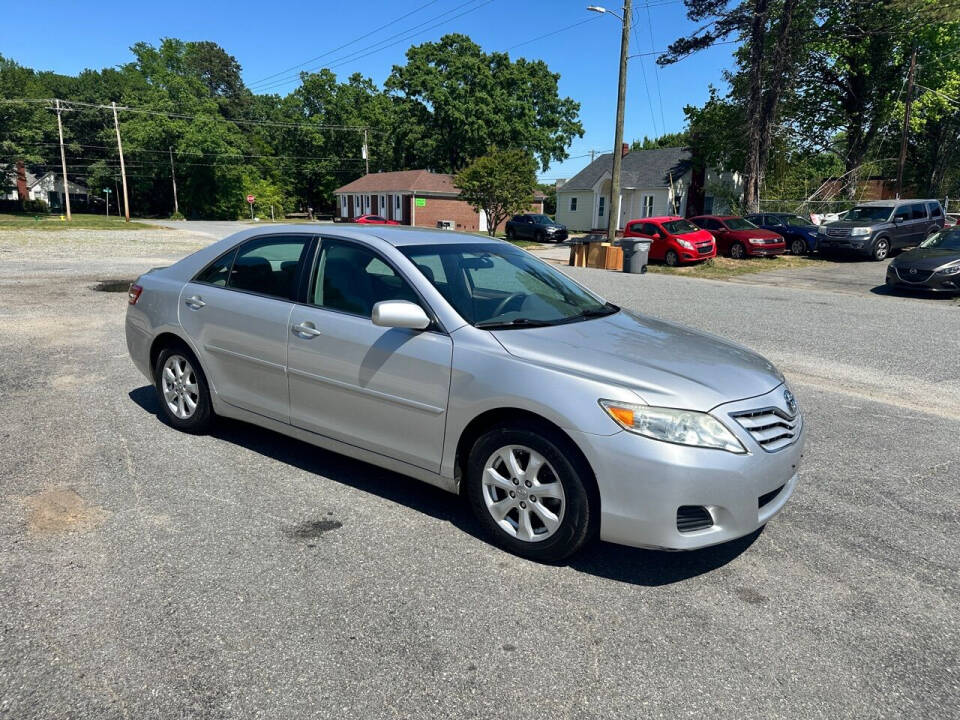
665 249 679 266
506 227 515 240
871 237 890 261
154 345 213 433
790 238 807 255
467 425 594 562
730 242 746 259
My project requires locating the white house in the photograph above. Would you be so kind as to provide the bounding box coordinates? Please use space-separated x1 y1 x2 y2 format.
555 146 743 231
2 170 90 209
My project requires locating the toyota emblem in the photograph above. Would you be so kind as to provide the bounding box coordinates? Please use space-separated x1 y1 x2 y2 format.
784 389 798 416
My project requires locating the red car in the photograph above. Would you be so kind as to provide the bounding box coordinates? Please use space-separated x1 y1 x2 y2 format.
690 215 785 259
355 214 400 225
622 216 716 266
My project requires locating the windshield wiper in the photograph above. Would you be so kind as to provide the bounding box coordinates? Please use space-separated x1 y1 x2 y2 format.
557 302 619 323
474 317 556 330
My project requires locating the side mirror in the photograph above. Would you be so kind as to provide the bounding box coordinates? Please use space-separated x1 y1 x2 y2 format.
651 233 662 240
894 216 904 224
371 300 430 330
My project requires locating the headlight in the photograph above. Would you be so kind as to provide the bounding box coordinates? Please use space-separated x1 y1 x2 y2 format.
818 225 827 234
748 238 765 245
599 400 746 453
936 263 960 275
850 227 871 236
677 238 694 250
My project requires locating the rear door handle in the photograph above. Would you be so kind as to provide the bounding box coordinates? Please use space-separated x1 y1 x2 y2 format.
292 322 321 338
184 295 206 309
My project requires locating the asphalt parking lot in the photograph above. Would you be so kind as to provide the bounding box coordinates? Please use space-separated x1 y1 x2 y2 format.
1 225 957 719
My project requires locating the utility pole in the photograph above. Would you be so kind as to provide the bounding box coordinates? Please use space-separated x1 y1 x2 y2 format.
896 47 917 199
590 149 596 163
111 101 130 222
169 146 179 216
363 129 369 175
589 2 632 241
54 99 72 220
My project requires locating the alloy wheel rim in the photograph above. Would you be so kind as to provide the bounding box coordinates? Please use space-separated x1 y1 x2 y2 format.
876 241 889 259
732 244 744 258
792 239 805 255
481 445 566 543
161 354 199 419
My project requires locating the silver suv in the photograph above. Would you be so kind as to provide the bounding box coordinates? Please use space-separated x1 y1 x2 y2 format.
818 199 946 260
126 226 804 561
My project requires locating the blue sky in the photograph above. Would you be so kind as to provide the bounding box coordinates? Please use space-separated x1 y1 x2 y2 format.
1 0 736 181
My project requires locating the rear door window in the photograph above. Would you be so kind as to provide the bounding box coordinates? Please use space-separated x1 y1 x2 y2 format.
928 202 943 218
228 235 311 300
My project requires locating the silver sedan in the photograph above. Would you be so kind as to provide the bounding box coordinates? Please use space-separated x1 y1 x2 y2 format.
126 226 804 562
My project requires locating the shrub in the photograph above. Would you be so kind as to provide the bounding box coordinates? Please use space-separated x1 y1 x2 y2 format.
169 211 185 221
22 199 49 213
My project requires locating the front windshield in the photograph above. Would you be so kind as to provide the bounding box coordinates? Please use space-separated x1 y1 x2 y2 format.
846 206 893 221
920 229 960 250
531 214 554 224
400 243 616 328
724 218 757 230
786 215 815 227
662 219 700 235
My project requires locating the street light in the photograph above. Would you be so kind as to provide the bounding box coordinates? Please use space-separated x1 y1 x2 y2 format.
588 2 631 242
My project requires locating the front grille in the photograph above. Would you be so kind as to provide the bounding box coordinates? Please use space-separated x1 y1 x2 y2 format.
896 268 933 283
677 506 713 533
732 407 801 452
758 485 785 509
696 243 713 254
827 227 851 237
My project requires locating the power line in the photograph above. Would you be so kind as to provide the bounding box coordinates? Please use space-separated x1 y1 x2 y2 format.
644 3 668 133
505 15 602 51
247 0 442 88
254 0 494 93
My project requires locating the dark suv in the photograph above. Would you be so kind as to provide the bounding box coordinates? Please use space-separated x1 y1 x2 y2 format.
817 199 945 261
505 214 568 242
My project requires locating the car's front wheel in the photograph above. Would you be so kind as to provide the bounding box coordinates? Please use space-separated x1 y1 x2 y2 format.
154 345 213 433
665 249 679 266
871 237 890 261
730 242 746 259
466 424 594 562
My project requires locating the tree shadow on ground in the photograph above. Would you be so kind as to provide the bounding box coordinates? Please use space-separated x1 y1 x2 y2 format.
129 385 759 586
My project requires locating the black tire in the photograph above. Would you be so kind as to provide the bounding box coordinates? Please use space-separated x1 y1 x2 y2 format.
466 424 595 562
730 242 746 259
534 230 545 243
790 238 807 255
506 226 515 240
665 249 680 267
871 236 890 261
154 343 214 434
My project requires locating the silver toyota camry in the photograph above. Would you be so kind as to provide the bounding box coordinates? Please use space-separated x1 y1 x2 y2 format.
126 225 804 561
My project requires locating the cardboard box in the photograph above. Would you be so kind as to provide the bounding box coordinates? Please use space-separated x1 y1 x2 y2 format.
604 245 623 270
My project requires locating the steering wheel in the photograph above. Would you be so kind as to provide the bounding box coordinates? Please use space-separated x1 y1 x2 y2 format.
491 292 526 319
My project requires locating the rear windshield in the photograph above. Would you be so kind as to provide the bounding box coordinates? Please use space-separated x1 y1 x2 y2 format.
662 219 700 235
847 206 893 221
724 218 757 230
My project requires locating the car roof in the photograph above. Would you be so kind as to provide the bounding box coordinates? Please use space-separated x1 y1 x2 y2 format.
632 215 682 223
235 223 510 248
856 199 939 206
691 214 739 220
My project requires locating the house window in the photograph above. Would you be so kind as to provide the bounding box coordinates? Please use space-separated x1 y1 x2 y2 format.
641 194 654 217
395 194 403 221
598 196 605 217
569 197 578 212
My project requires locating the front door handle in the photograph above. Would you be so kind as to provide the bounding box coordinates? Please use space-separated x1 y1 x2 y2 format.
184 295 206 309
292 322 321 338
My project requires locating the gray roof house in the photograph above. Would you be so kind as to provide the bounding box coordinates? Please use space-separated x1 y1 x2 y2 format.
554 146 743 231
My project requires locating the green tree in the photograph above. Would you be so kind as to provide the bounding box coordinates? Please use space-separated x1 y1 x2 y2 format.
386 34 583 172
455 148 537 236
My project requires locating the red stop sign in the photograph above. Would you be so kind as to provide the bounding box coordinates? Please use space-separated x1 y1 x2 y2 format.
246 194 255 204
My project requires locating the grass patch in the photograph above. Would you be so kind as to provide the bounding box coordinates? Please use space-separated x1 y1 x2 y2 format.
0 212 157 230
645 254 822 279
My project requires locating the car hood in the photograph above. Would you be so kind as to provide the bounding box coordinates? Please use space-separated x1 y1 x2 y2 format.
892 248 960 270
492 310 783 412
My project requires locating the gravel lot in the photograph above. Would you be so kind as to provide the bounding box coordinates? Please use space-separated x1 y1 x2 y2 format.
1 226 957 719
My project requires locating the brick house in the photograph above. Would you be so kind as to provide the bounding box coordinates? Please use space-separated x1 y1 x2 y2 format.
333 169 544 233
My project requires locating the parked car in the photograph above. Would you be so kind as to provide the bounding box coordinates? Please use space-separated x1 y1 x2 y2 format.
817 199 945 260
745 212 820 255
126 226 803 562
690 215 786 259
621 215 716 266
505 214 568 242
945 213 959 227
355 214 400 225
885 227 960 294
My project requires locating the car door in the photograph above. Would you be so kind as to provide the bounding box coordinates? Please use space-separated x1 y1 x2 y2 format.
908 203 928 246
891 205 912 248
179 233 314 423
286 237 453 472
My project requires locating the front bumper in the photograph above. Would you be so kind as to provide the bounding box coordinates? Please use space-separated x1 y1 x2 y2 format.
545 229 568 241
572 384 805 550
886 266 960 293
745 244 785 257
818 235 873 254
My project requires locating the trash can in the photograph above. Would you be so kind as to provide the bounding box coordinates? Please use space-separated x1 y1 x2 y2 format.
620 238 651 274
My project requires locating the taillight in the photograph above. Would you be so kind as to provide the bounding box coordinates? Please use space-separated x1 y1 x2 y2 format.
128 283 143 305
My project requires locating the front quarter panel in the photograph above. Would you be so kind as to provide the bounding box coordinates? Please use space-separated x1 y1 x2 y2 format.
441 326 637 479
